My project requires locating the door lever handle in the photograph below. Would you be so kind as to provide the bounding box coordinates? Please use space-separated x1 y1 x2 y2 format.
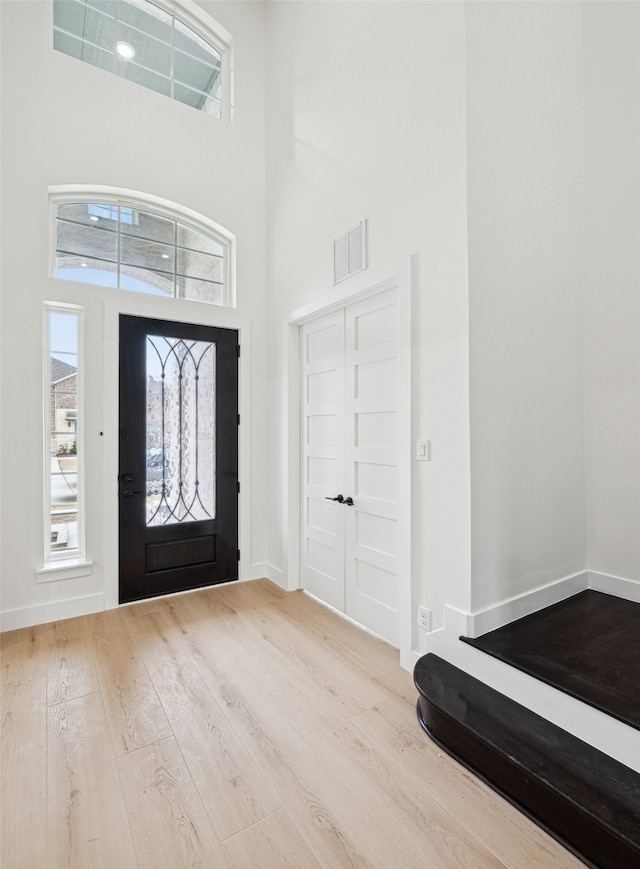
121 489 143 498
343 497 354 506
325 494 344 503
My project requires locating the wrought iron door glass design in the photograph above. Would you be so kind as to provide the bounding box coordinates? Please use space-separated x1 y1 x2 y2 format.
146 335 216 526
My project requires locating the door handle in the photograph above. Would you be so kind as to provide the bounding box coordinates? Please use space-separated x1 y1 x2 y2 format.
121 489 143 498
325 494 344 503
343 497 354 506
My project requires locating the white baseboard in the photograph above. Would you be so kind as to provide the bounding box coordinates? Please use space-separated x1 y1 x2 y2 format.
465 570 589 638
1 593 105 632
588 570 640 602
419 568 638 648
243 562 270 582
263 562 287 589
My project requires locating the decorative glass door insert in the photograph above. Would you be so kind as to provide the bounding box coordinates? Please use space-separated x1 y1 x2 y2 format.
146 335 216 526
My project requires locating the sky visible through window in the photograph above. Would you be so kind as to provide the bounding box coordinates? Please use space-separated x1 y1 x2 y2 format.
50 310 78 361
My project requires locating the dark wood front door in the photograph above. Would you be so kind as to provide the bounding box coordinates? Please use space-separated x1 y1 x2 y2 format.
119 315 238 604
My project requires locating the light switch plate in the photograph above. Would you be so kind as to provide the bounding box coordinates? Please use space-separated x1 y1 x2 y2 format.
416 439 431 461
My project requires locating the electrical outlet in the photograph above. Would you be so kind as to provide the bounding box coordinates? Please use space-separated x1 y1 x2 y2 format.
417 605 432 632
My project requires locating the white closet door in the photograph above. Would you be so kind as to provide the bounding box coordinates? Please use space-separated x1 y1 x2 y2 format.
300 310 346 610
344 291 399 645
300 288 401 647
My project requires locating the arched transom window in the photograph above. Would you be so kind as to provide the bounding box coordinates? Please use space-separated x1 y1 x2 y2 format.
52 190 234 307
52 0 231 119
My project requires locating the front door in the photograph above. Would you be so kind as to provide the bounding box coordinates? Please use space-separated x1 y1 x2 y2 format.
119 315 238 604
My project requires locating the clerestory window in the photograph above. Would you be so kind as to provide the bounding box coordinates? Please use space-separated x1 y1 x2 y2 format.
52 0 231 119
52 190 235 307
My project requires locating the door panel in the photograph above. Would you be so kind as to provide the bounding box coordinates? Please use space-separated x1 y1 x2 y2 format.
356 512 396 555
355 356 397 400
356 411 396 449
353 300 397 351
355 461 398 501
345 291 400 645
119 315 238 604
353 559 397 608
301 310 345 611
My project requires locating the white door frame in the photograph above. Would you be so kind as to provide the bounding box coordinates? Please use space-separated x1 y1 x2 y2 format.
102 295 252 611
285 258 413 670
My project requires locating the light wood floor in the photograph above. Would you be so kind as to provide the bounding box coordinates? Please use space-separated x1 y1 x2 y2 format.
1 579 584 868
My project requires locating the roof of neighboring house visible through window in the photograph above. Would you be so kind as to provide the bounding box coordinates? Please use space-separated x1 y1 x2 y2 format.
51 358 78 383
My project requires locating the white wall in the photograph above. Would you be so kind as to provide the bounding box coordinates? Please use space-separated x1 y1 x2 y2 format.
2 0 638 639
583 1 640 586
466 1 586 611
266 0 640 643
0 1 268 627
265 0 472 642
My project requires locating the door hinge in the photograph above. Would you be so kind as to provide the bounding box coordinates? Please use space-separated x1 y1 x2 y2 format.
237 549 241 562
237 481 240 494
237 344 241 358
237 414 240 426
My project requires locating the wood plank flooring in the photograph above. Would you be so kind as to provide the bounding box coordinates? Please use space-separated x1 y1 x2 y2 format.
1 580 585 869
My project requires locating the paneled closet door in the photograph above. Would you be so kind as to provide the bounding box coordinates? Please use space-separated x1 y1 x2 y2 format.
344 291 399 645
301 289 400 646
301 310 346 611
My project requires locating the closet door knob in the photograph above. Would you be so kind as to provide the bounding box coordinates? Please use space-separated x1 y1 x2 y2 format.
344 497 354 506
325 494 344 503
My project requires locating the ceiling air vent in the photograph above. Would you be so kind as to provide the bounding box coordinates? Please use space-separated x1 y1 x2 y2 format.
333 220 367 284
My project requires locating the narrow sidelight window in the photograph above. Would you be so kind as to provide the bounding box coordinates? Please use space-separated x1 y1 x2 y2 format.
44 304 84 563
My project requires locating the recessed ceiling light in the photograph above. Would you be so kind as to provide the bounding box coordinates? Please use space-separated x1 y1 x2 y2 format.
161 254 169 259
89 215 99 222
116 41 135 60
80 263 88 268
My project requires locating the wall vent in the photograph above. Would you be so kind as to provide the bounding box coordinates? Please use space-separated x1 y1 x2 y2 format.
333 220 367 284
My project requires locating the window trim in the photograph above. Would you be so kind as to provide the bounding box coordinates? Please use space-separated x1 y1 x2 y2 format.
49 0 233 121
49 186 236 308
41 302 89 578
168 0 233 121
